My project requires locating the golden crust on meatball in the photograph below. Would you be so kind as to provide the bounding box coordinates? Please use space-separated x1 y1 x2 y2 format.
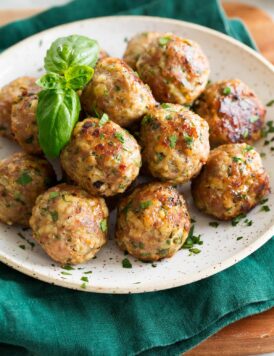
30 183 108 265
11 94 42 155
0 152 55 227
80 57 156 127
0 77 40 140
194 79 266 147
191 143 270 220
140 104 210 184
123 31 161 70
136 34 210 105
60 117 142 197
116 182 191 262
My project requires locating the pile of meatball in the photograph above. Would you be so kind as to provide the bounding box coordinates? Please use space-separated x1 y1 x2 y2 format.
0 32 270 265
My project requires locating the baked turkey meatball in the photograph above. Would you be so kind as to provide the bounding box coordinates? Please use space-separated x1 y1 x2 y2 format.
140 104 210 183
194 79 266 147
61 117 141 197
30 184 108 265
81 57 156 127
123 31 161 70
11 94 41 155
191 143 270 220
136 34 210 105
0 77 39 139
0 152 55 226
116 182 190 262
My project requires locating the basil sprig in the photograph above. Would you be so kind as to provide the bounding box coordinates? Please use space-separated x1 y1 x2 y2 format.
36 35 99 157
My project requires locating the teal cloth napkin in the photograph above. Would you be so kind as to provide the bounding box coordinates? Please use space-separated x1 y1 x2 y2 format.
0 1 273 355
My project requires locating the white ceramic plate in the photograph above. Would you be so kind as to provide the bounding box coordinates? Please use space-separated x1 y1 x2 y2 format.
0 16 273 294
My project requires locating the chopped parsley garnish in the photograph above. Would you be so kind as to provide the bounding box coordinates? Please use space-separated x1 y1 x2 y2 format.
49 191 59 200
184 133 193 147
99 113 109 127
209 221 219 228
244 218 253 227
189 248 201 254
260 205 270 212
17 232 35 249
122 258 132 268
140 200 152 210
156 152 165 162
242 128 249 138
169 134 177 148
266 99 274 107
50 211 58 222
141 115 152 125
61 264 74 271
232 156 244 163
243 145 254 152
260 152 266 158
260 198 269 205
61 271 71 275
114 132 125 143
159 36 171 47
84 271 92 274
161 103 171 109
19 244 26 250
231 213 246 226
16 171 32 185
236 236 243 241
100 219 108 232
249 115 259 123
80 283 87 289
223 87 231 95
182 225 203 251
81 276 89 282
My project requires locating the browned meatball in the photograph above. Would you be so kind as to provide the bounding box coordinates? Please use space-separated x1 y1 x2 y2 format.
30 184 108 265
81 57 156 127
116 182 190 262
194 79 266 147
60 117 141 197
0 152 55 226
11 94 41 155
123 31 161 70
136 34 210 105
191 144 270 220
0 77 39 140
140 104 210 183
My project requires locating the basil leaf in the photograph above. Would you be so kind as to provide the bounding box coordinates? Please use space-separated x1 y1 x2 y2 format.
44 35 99 74
37 88 80 157
64 65 94 90
36 73 66 89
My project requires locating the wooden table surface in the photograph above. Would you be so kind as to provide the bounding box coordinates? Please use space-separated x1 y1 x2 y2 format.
0 3 273 356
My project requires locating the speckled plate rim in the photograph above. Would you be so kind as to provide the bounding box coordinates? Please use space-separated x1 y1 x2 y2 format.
0 15 273 294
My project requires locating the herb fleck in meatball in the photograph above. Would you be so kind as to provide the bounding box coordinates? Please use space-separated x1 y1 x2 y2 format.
136 34 210 105
194 79 266 147
0 152 55 226
116 182 190 262
123 31 161 70
11 94 41 155
30 184 108 265
191 143 270 220
140 104 210 183
81 57 156 127
0 77 39 140
61 117 141 197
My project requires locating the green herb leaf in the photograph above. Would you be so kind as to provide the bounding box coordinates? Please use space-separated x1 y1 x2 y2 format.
236 236 243 241
232 156 243 163
243 145 254 152
50 211 58 222
223 87 231 95
36 72 67 89
64 65 94 90
161 103 171 109
266 99 274 107
189 248 201 254
114 132 125 144
44 35 99 74
159 36 171 47
249 115 259 123
37 88 80 157
184 133 193 147
140 200 152 210
16 171 32 185
209 221 219 228
99 113 109 127
231 213 246 226
169 134 177 148
260 205 270 212
81 276 89 282
100 219 108 232
61 265 74 270
49 191 59 200
122 258 132 268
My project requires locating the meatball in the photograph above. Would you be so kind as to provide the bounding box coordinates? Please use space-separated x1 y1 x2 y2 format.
0 152 55 226
81 57 156 127
11 94 41 155
115 182 191 262
123 31 161 70
191 143 270 220
140 104 210 184
61 117 141 197
30 184 108 265
136 34 210 105
0 77 39 139
193 79 266 147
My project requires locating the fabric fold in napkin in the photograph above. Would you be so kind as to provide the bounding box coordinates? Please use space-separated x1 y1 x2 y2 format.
0 0 273 355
